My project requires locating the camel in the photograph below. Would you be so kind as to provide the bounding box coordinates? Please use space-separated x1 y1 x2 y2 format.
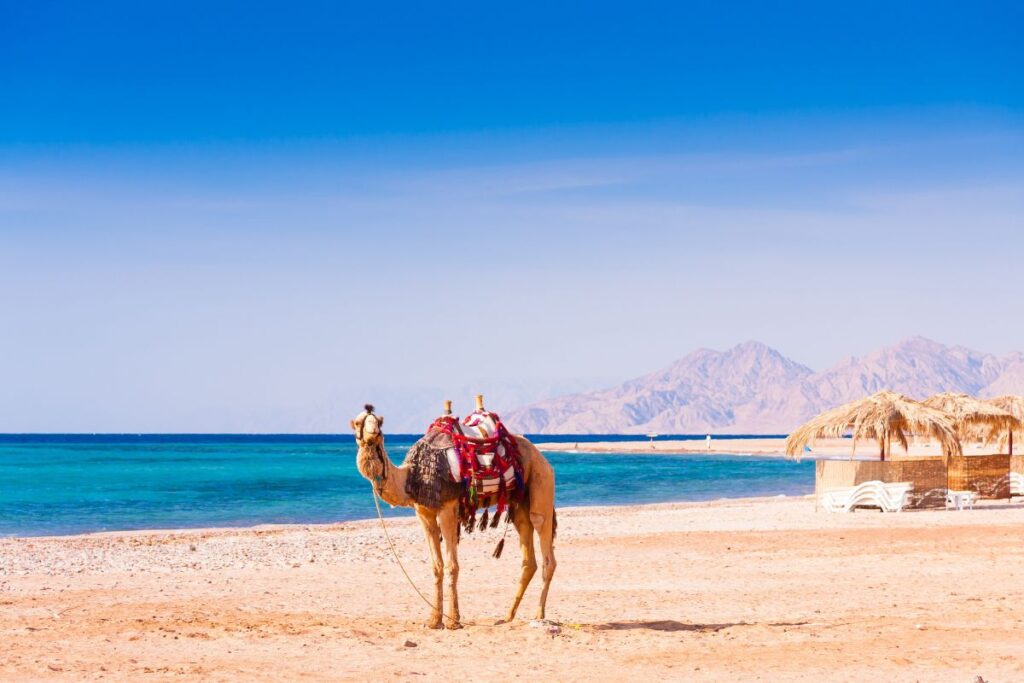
351 404 557 630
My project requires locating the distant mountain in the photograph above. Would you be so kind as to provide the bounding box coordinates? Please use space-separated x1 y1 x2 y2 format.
505 337 1024 434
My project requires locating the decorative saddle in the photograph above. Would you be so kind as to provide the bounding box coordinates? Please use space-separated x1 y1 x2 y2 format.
429 408 523 530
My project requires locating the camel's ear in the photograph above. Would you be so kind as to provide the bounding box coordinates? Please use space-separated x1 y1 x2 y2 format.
349 419 359 430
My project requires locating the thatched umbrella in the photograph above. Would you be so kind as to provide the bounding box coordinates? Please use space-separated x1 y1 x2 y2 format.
983 395 1024 455
785 390 962 462
921 392 1020 449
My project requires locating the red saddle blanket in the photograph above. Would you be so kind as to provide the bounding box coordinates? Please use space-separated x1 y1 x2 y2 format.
427 410 524 529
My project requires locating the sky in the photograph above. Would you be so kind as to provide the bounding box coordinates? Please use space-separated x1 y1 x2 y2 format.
1 1 1022 432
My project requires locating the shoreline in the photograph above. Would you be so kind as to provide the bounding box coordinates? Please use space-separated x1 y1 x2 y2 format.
535 436 994 459
1 493 817 542
4 493 1024 567
536 437 820 457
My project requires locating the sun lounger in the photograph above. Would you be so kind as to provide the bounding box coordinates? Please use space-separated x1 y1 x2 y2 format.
819 481 911 513
945 490 976 511
1010 472 1024 498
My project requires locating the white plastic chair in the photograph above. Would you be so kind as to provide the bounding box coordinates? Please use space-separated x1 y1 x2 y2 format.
945 490 976 511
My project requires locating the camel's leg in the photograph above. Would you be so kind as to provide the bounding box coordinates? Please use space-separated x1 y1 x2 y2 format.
416 509 444 629
530 498 557 621
501 504 537 624
437 503 462 629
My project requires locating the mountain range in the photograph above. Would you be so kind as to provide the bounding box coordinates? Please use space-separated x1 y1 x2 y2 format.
505 337 1024 434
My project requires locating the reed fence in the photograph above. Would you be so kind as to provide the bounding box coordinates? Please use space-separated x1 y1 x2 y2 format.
815 458 947 508
947 454 1011 499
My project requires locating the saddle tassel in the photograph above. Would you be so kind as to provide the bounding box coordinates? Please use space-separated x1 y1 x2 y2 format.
492 508 511 559
478 509 489 531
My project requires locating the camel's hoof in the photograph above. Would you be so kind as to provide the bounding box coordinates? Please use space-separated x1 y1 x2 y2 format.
445 621 463 630
424 619 444 630
494 617 511 626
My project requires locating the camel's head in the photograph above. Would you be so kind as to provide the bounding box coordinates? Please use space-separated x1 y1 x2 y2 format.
351 404 388 484
350 404 384 448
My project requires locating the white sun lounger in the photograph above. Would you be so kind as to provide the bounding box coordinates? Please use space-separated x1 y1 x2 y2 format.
1009 472 1024 498
819 481 912 513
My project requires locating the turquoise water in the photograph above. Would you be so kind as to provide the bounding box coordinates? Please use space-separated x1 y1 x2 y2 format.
0 435 813 537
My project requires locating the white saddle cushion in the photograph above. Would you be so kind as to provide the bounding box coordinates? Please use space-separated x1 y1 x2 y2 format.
461 412 498 440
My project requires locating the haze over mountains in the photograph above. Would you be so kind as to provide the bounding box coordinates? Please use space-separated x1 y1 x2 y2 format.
505 337 1024 435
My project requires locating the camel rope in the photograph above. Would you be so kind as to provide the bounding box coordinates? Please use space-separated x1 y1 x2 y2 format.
370 483 455 622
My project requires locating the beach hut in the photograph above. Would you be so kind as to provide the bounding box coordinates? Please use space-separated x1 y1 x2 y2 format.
922 392 1021 500
788 391 963 509
983 395 1024 456
785 390 962 462
921 392 1020 445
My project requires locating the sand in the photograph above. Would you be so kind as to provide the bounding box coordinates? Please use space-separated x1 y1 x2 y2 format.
3 496 1024 682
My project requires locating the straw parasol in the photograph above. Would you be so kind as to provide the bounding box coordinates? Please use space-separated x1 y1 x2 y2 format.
982 395 1024 455
921 392 1021 449
785 390 962 462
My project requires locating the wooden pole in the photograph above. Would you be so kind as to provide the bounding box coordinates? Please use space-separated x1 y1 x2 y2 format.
475 394 485 411
443 400 452 416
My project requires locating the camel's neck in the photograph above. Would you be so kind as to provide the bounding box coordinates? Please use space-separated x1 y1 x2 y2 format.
355 440 412 508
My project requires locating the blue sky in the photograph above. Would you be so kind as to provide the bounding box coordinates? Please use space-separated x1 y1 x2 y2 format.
1 2 1022 431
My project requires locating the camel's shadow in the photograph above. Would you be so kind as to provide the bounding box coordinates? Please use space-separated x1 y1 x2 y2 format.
593 619 808 633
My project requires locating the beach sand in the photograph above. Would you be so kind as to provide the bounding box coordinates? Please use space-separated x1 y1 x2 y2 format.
3 496 1024 682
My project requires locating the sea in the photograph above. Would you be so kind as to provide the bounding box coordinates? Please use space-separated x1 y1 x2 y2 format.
0 434 814 537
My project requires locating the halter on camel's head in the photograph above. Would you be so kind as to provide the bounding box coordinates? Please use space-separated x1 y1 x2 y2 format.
351 403 384 447
352 404 388 489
